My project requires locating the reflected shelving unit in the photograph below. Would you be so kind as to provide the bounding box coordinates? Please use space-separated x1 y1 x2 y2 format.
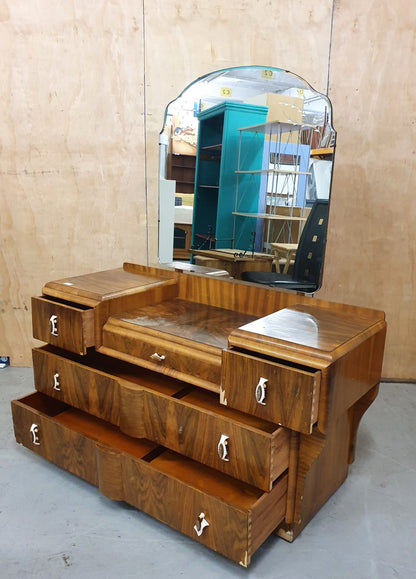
233 121 318 253
191 102 268 251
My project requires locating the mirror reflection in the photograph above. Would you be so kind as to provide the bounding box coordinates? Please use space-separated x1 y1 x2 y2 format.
158 66 335 292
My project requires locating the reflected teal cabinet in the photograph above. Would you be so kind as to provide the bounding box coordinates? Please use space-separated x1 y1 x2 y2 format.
191 102 268 251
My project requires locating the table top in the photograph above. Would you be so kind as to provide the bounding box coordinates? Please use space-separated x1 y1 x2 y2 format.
191 249 274 263
270 243 298 251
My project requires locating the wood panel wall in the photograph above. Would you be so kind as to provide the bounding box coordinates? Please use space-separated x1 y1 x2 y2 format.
317 0 416 380
0 0 414 379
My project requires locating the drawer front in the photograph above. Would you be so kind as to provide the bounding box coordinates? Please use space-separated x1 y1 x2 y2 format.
11 392 287 567
122 452 287 566
32 347 288 491
222 350 321 434
141 388 289 491
101 319 221 391
32 347 120 426
11 393 99 485
32 296 94 354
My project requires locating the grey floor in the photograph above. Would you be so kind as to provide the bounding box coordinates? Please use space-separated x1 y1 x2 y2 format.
1 367 415 579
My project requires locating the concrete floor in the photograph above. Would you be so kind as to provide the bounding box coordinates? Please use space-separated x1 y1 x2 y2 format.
1 366 415 579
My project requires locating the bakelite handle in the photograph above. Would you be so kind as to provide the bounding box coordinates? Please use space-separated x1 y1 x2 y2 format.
194 512 209 537
150 352 165 362
53 372 61 391
30 423 40 445
217 434 230 462
255 377 268 405
49 314 58 336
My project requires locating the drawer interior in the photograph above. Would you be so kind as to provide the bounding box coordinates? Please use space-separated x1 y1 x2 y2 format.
35 295 93 310
19 391 69 417
13 392 286 508
151 449 268 508
179 388 279 434
15 392 157 458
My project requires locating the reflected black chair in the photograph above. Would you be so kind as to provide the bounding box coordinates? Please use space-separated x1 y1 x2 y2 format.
241 200 329 292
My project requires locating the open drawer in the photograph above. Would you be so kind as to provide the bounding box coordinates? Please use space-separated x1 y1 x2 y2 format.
11 392 287 567
32 296 94 355
222 349 321 434
32 346 289 491
98 297 257 393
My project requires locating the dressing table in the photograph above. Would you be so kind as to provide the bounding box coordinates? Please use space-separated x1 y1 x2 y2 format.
11 262 386 566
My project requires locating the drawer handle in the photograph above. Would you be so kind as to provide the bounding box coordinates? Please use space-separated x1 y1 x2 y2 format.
53 372 61 391
30 423 40 445
217 434 230 462
255 377 268 405
150 352 165 362
49 314 58 336
194 512 209 537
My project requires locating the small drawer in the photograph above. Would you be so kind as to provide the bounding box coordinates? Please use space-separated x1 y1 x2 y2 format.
101 317 221 391
222 350 321 434
32 296 94 354
32 346 289 491
11 392 287 567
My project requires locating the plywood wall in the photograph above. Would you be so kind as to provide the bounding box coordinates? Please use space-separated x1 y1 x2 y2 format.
317 0 416 380
1 0 414 379
0 2 147 364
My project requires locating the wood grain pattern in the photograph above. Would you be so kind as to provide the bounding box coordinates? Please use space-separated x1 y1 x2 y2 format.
11 394 99 486
124 450 287 566
141 387 289 491
42 267 177 304
32 345 288 490
114 298 257 348
228 304 386 366
222 350 320 434
277 328 385 541
32 346 121 425
31 296 94 354
11 391 287 567
100 316 222 392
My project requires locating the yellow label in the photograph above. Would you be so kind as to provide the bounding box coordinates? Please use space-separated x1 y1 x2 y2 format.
220 87 232 97
261 69 274 79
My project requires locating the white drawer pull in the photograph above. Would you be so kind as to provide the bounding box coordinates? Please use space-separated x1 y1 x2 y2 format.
150 352 165 362
53 373 61 391
194 512 209 537
30 423 40 445
255 377 268 405
49 314 58 336
217 434 230 461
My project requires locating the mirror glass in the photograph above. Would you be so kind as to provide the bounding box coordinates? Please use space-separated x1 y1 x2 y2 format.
158 66 335 291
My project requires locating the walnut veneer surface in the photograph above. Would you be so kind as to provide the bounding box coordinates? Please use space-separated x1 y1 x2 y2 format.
12 263 386 566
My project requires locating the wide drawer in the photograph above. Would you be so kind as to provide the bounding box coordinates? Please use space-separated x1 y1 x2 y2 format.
100 316 222 392
32 346 289 491
32 296 95 354
221 350 321 434
11 392 288 567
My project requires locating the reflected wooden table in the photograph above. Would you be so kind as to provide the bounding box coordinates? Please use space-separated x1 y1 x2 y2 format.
191 249 273 279
270 242 298 274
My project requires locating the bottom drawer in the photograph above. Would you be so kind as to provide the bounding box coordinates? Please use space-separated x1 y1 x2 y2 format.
11 392 288 567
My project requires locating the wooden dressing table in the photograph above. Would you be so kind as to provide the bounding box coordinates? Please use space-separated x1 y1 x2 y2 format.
11 262 386 566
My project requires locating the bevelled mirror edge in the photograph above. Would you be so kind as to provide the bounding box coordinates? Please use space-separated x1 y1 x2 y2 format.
157 65 336 294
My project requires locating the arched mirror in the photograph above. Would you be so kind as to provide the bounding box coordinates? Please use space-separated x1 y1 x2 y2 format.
158 66 335 292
